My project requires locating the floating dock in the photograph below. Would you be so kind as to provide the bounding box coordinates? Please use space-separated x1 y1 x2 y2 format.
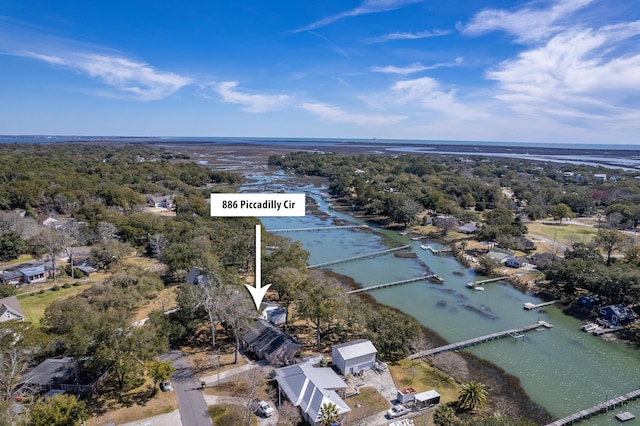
545 388 640 425
408 321 553 359
420 245 453 254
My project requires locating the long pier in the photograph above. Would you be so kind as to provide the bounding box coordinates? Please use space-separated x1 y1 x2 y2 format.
308 245 411 269
346 275 436 294
268 225 368 232
545 388 640 426
408 321 553 359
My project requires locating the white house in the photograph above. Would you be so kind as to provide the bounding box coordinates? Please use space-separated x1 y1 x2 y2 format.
331 339 377 375
260 302 287 325
276 358 350 426
0 296 24 322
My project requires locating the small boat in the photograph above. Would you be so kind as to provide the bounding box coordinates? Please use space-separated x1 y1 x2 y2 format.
474 286 485 291
420 244 430 250
580 323 599 333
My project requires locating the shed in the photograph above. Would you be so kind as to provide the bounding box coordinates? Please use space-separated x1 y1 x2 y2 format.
397 387 416 403
415 390 441 409
260 302 287 325
331 339 377 375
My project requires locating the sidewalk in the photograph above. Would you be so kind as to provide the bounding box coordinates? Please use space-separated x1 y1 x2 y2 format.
118 409 181 426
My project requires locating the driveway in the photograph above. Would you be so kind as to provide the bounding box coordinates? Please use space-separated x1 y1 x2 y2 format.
203 395 279 426
161 351 213 426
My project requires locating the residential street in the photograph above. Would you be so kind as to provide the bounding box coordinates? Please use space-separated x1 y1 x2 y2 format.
161 351 213 426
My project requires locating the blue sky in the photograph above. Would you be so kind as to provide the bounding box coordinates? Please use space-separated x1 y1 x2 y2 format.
1 0 639 144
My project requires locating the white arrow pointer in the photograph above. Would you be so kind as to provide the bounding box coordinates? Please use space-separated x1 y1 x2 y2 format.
245 224 271 310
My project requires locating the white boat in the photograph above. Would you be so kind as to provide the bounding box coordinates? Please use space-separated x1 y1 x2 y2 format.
474 286 485 291
420 244 430 250
580 323 599 333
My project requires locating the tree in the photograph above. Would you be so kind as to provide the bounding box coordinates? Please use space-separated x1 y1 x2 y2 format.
318 402 341 426
32 227 65 282
457 381 488 412
549 203 574 222
146 360 176 391
296 270 345 349
268 267 308 332
594 229 626 265
191 270 228 351
0 231 28 261
29 394 88 426
433 402 457 425
219 286 254 364
278 400 302 426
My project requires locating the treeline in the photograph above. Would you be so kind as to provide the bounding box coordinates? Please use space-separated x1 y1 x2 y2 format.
269 151 640 228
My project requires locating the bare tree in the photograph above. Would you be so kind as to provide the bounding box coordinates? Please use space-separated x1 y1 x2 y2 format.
191 271 227 351
33 227 65 282
278 400 301 426
220 288 255 364
244 368 263 426
148 233 168 260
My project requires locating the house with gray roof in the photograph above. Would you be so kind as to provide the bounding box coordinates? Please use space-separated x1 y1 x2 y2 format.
331 339 377 376
0 296 24 322
276 358 350 425
242 319 300 365
18 357 108 397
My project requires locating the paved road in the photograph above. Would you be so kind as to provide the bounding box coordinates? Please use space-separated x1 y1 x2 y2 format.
161 351 213 426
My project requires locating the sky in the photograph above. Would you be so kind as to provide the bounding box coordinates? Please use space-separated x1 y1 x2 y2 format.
1 0 639 144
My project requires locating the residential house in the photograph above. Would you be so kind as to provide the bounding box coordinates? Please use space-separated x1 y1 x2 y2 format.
457 223 478 234
149 195 174 210
185 266 209 285
331 339 377 376
20 265 47 284
76 264 97 276
242 319 300 365
505 256 529 268
260 302 287 326
593 173 607 182
0 296 25 322
0 270 24 285
19 357 108 397
486 250 513 264
276 358 350 426
529 252 561 271
598 304 636 326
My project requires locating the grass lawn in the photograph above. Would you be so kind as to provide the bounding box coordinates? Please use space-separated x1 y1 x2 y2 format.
132 286 178 321
204 376 272 401
345 386 391 422
209 404 257 426
86 378 178 426
527 221 598 247
17 282 90 324
389 359 461 405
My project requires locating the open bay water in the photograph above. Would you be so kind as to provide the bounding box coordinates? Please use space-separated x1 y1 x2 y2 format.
250 176 640 425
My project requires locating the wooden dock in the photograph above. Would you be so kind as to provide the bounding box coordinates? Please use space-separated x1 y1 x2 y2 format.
308 245 410 269
408 321 553 359
421 245 453 254
466 277 506 288
268 225 368 232
524 300 560 310
545 388 640 425
346 275 433 294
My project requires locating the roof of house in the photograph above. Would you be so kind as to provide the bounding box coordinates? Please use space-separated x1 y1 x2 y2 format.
77 264 97 274
276 360 350 423
332 339 377 361
599 304 636 320
185 266 209 285
0 296 24 320
243 319 299 357
20 265 46 276
19 357 102 388
458 223 478 233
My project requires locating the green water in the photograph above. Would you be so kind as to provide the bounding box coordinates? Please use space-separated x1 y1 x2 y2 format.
256 182 640 425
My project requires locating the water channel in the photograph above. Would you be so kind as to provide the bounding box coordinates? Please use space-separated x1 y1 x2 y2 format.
243 172 640 425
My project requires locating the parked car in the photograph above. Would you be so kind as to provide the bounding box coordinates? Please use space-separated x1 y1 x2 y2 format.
256 400 274 417
160 380 173 391
387 404 410 419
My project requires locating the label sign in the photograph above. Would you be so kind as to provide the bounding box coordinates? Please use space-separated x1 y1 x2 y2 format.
210 193 306 217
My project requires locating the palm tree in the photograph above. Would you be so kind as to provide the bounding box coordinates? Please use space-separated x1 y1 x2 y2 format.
318 402 341 426
457 381 488 411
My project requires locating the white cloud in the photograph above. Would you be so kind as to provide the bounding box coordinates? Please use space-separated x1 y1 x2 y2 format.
461 0 594 42
371 58 463 75
364 29 450 43
301 102 406 126
294 0 424 32
1 21 192 100
215 81 290 113
487 22 640 122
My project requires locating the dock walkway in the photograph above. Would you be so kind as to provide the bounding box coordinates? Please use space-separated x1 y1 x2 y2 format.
346 275 433 294
545 388 640 425
524 300 561 310
308 245 410 269
268 225 368 232
408 321 553 359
